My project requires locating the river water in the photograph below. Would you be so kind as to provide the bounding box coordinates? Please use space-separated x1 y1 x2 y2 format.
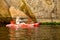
0 25 60 40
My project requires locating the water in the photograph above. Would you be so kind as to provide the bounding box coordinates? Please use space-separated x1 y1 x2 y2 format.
0 25 60 40
0 27 9 40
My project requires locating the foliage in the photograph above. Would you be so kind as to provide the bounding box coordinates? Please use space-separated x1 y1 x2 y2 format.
40 22 60 25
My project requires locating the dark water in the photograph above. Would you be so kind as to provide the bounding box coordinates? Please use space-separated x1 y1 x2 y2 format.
0 25 60 40
0 27 9 40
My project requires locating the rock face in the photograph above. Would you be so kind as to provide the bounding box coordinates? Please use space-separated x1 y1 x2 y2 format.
0 0 60 22
26 0 60 22
9 6 28 18
2 0 37 23
57 0 60 19
0 0 11 17
0 0 12 23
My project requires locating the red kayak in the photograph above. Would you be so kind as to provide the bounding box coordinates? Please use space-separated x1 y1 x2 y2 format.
6 23 39 29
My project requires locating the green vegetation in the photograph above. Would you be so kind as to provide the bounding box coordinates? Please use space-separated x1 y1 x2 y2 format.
0 22 60 25
0 22 60 27
40 22 60 25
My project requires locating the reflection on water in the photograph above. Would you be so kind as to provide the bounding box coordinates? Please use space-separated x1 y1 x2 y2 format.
0 25 60 40
9 28 38 40
0 27 9 40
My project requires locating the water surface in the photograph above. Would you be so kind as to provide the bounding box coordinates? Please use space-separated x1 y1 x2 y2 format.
0 25 60 40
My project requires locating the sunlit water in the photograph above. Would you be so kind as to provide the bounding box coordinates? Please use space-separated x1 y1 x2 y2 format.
0 25 60 40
